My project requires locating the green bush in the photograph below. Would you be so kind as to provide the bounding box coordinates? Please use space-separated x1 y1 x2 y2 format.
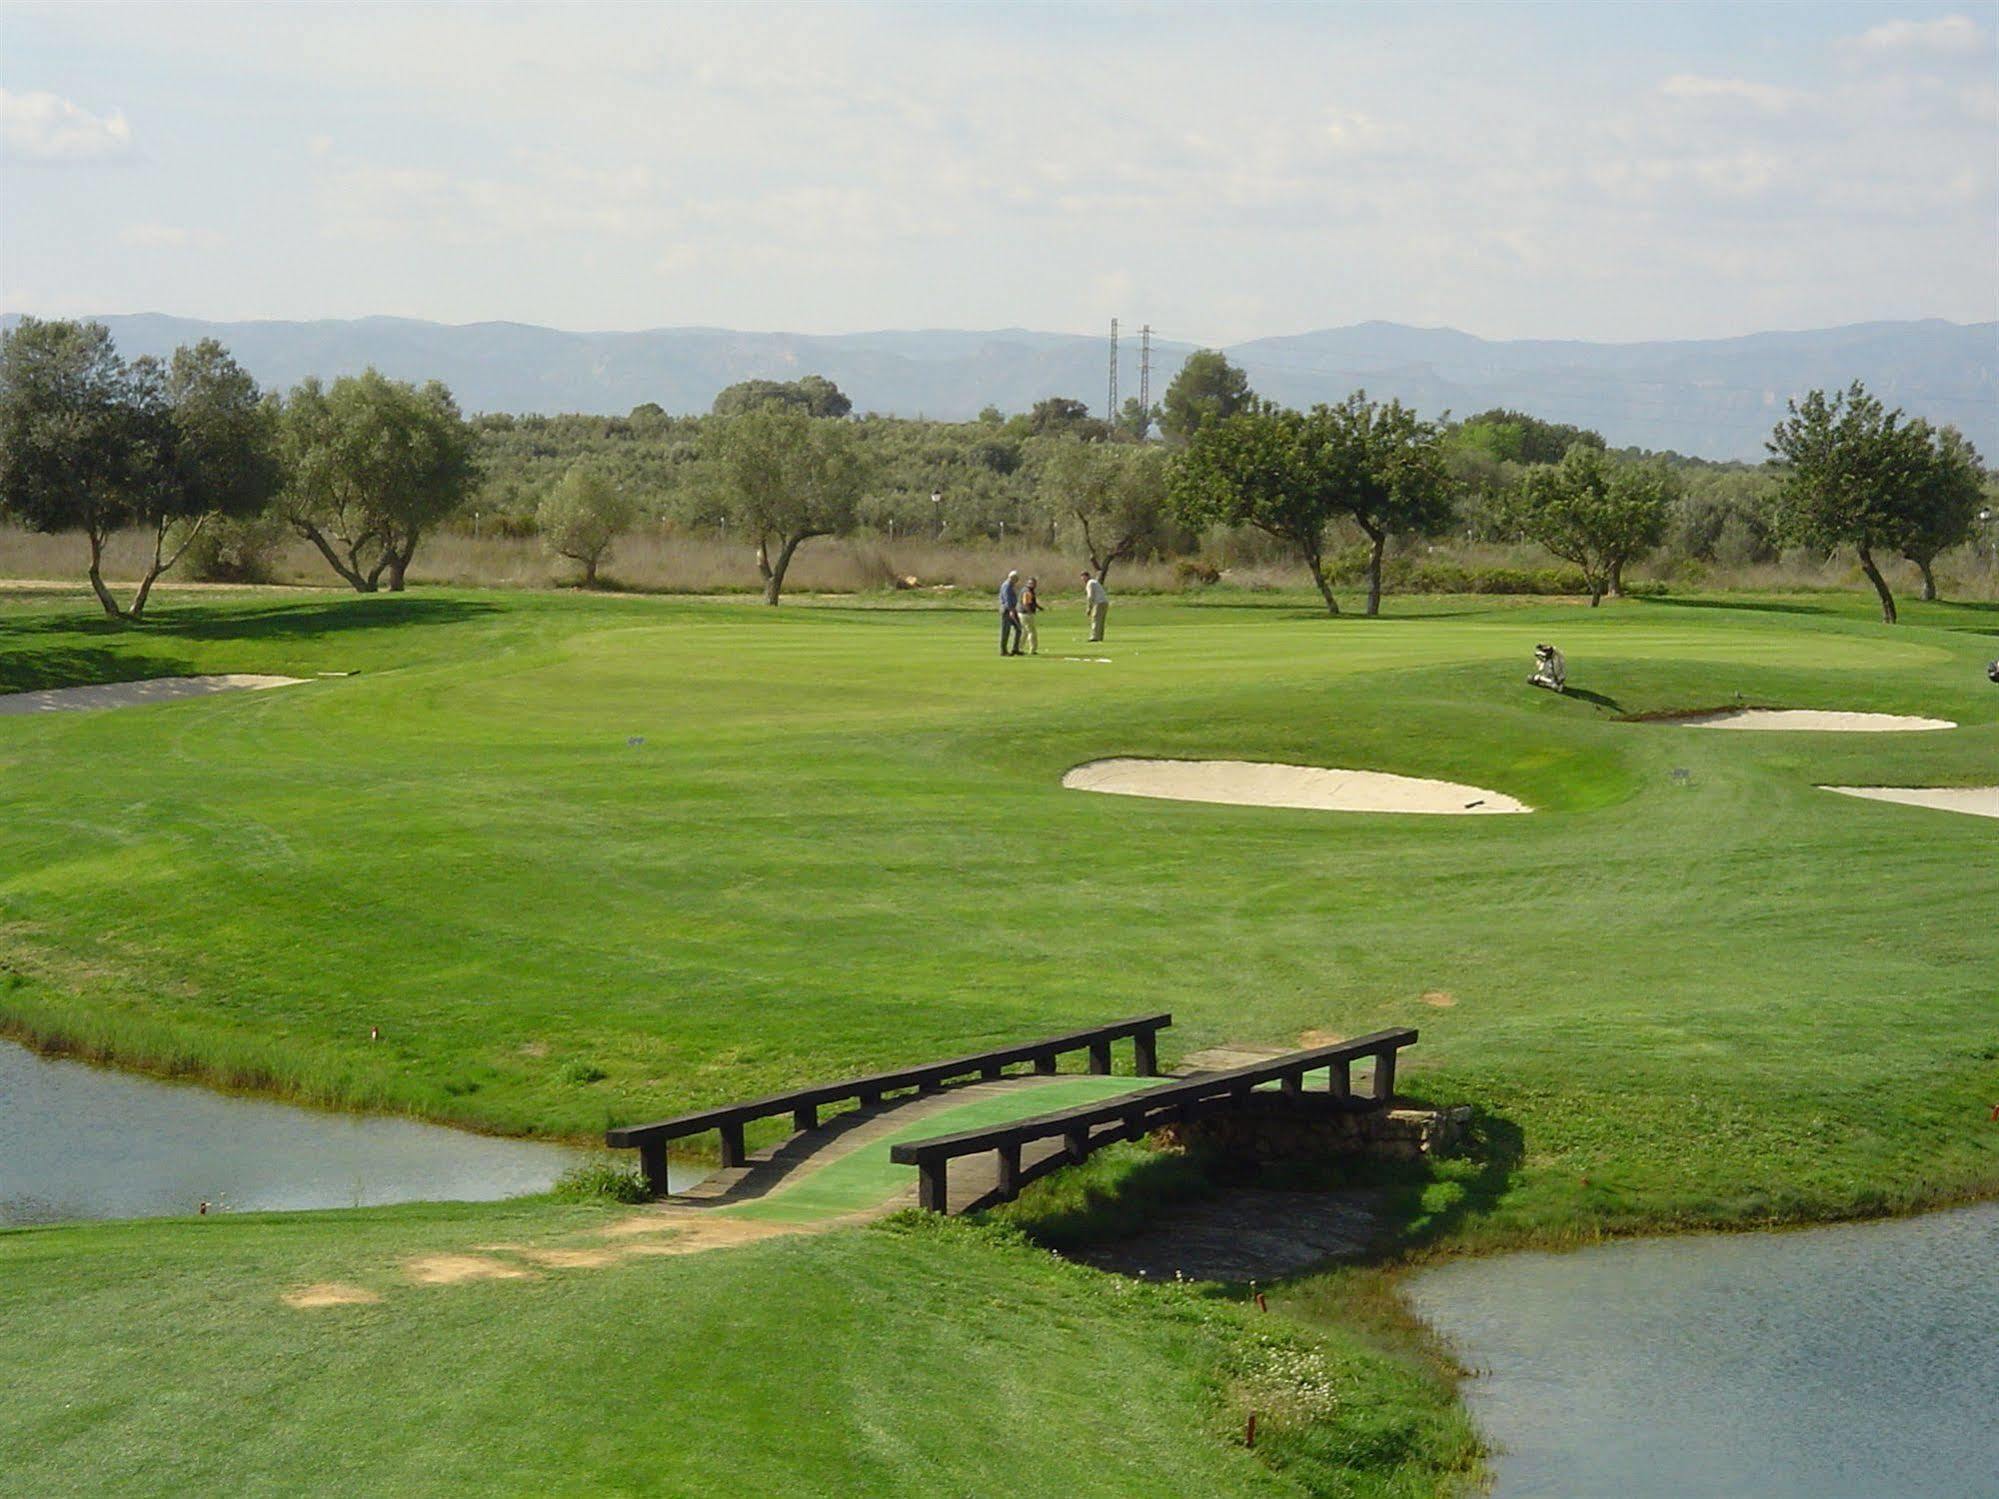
181 512 290 583
556 1058 607 1085
988 1141 1218 1249
1173 557 1221 586
551 1159 651 1203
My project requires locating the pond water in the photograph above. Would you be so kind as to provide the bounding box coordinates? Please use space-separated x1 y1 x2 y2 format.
0 1040 689 1224
1406 1204 1999 1498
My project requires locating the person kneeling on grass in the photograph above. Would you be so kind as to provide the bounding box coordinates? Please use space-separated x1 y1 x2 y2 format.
998 569 1023 657
1020 576 1042 655
1528 642 1566 693
1082 572 1109 643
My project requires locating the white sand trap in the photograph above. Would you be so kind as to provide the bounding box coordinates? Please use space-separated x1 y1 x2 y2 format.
1672 709 1954 732
0 674 304 716
1062 758 1530 815
1819 786 1999 820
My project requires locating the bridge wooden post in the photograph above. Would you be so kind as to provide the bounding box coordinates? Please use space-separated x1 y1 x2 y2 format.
1280 1070 1302 1099
1064 1126 1088 1162
997 1141 1022 1198
1329 1060 1351 1101
917 1158 948 1212
638 1139 670 1196
1134 1029 1159 1076
718 1120 747 1169
1088 1041 1111 1074
1373 1050 1397 1103
1034 1051 1057 1076
792 1104 817 1132
980 1062 1003 1081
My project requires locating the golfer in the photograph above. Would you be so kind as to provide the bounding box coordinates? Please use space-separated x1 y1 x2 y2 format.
1082 572 1109 643
1019 576 1042 655
998 569 1023 656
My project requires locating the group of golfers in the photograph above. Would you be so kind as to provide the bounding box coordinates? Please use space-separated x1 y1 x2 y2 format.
998 569 1108 656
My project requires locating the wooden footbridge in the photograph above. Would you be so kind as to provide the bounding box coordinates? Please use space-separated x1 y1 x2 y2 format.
605 1015 1417 1217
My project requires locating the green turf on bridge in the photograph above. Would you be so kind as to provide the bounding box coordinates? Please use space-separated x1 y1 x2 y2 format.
720 1074 1160 1223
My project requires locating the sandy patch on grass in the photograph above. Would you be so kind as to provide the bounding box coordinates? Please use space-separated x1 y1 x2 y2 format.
403 1253 535 1285
282 1282 382 1309
1819 786 1999 820
520 1246 628 1269
1297 1029 1346 1048
1063 758 1530 815
1670 709 1954 732
1421 991 1457 1008
0 675 306 716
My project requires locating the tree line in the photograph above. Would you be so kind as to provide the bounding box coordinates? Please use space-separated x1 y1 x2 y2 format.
2 318 1989 622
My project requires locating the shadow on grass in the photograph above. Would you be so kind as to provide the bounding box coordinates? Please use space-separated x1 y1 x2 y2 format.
1257 1104 1527 1259
1640 595 1843 619
0 645 186 695
24 595 499 644
1564 686 1624 712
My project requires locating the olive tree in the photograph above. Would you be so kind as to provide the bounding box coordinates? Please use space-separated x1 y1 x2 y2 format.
1037 438 1168 584
1506 443 1674 606
1310 393 1455 617
1168 404 1347 614
709 405 871 604
278 370 477 592
537 463 637 586
1766 382 1945 624
1896 421 1985 602
0 319 278 620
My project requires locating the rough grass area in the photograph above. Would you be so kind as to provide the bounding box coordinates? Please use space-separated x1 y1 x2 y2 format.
991 1138 1223 1248
0 1200 1478 1498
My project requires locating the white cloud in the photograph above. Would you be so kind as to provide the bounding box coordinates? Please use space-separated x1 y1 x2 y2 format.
0 89 136 163
1659 74 1805 113
1849 14 1987 57
118 223 223 249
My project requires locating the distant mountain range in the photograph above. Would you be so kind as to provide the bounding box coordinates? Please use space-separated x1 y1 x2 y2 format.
7 312 1993 461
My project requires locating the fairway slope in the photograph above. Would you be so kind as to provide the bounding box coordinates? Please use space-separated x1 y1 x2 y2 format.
1063 757 1531 814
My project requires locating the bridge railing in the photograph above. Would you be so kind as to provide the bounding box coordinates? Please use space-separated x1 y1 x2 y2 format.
605 1012 1172 1194
889 1026 1417 1212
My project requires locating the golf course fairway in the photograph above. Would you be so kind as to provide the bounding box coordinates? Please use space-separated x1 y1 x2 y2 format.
3 584 1994 1496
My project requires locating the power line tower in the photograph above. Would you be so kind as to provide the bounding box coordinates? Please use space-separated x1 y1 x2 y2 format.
1138 324 1152 435
1106 317 1119 422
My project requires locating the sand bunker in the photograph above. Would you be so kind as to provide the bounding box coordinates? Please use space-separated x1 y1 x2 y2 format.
1669 709 1954 732
0 674 305 716
1820 786 1999 820
1062 758 1530 815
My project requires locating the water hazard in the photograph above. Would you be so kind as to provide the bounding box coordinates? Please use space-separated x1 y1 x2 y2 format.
1406 1204 1999 1497
0 1040 627 1224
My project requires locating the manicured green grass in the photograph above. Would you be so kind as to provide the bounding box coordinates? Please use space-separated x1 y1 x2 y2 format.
3 585 1993 1240
0 1202 1478 1498
3 583 1995 1495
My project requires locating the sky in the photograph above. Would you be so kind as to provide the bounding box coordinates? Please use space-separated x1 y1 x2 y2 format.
1 1 1995 345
